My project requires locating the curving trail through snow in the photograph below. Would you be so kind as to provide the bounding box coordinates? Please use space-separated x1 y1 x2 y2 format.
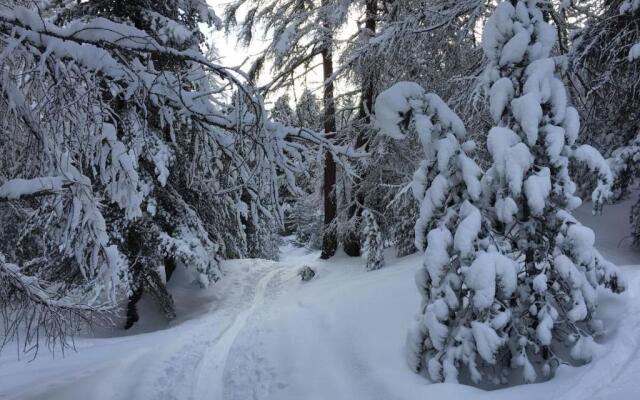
0 259 293 400
1 199 639 400
193 264 286 400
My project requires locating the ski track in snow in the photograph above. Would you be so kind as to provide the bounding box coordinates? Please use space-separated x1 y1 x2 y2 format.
0 259 293 400
194 263 286 400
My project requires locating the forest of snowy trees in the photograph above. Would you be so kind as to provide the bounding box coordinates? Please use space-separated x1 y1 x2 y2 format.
0 0 638 392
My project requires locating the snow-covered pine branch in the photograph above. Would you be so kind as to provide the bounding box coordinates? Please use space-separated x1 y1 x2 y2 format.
0 177 74 201
0 253 111 355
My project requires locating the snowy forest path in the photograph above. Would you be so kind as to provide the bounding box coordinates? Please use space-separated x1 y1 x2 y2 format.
217 248 421 400
0 258 294 400
192 260 289 400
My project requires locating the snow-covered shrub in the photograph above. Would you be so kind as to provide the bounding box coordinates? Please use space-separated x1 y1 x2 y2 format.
362 209 385 271
298 265 316 282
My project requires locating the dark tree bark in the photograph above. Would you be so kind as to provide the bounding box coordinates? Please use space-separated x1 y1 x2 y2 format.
320 1 338 260
343 0 378 257
321 45 338 259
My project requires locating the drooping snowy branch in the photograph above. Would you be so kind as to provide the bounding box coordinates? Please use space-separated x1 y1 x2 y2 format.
0 0 356 350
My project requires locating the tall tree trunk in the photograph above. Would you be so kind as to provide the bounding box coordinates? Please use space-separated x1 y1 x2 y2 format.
343 0 377 257
320 5 338 260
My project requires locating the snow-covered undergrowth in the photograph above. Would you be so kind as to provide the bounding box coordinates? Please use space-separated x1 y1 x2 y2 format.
0 198 638 400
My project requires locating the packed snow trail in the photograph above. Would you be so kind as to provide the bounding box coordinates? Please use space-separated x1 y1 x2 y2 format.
0 199 639 400
193 265 286 400
216 201 640 400
0 259 293 400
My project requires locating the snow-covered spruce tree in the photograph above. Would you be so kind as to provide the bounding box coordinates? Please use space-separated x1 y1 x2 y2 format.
361 209 385 271
335 0 492 257
295 89 324 132
376 1 626 384
375 82 486 383
466 0 621 383
271 94 297 127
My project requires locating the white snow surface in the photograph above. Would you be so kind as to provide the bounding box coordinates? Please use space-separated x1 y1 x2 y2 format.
1 198 640 400
0 176 66 199
629 43 640 61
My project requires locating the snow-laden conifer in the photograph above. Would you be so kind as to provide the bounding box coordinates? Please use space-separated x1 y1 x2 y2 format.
475 0 624 384
394 194 418 258
375 82 485 382
0 0 343 348
376 1 626 384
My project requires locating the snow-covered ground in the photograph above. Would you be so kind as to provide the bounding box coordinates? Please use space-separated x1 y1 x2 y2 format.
1 196 639 400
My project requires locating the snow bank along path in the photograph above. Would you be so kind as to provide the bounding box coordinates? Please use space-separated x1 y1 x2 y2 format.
0 198 639 400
